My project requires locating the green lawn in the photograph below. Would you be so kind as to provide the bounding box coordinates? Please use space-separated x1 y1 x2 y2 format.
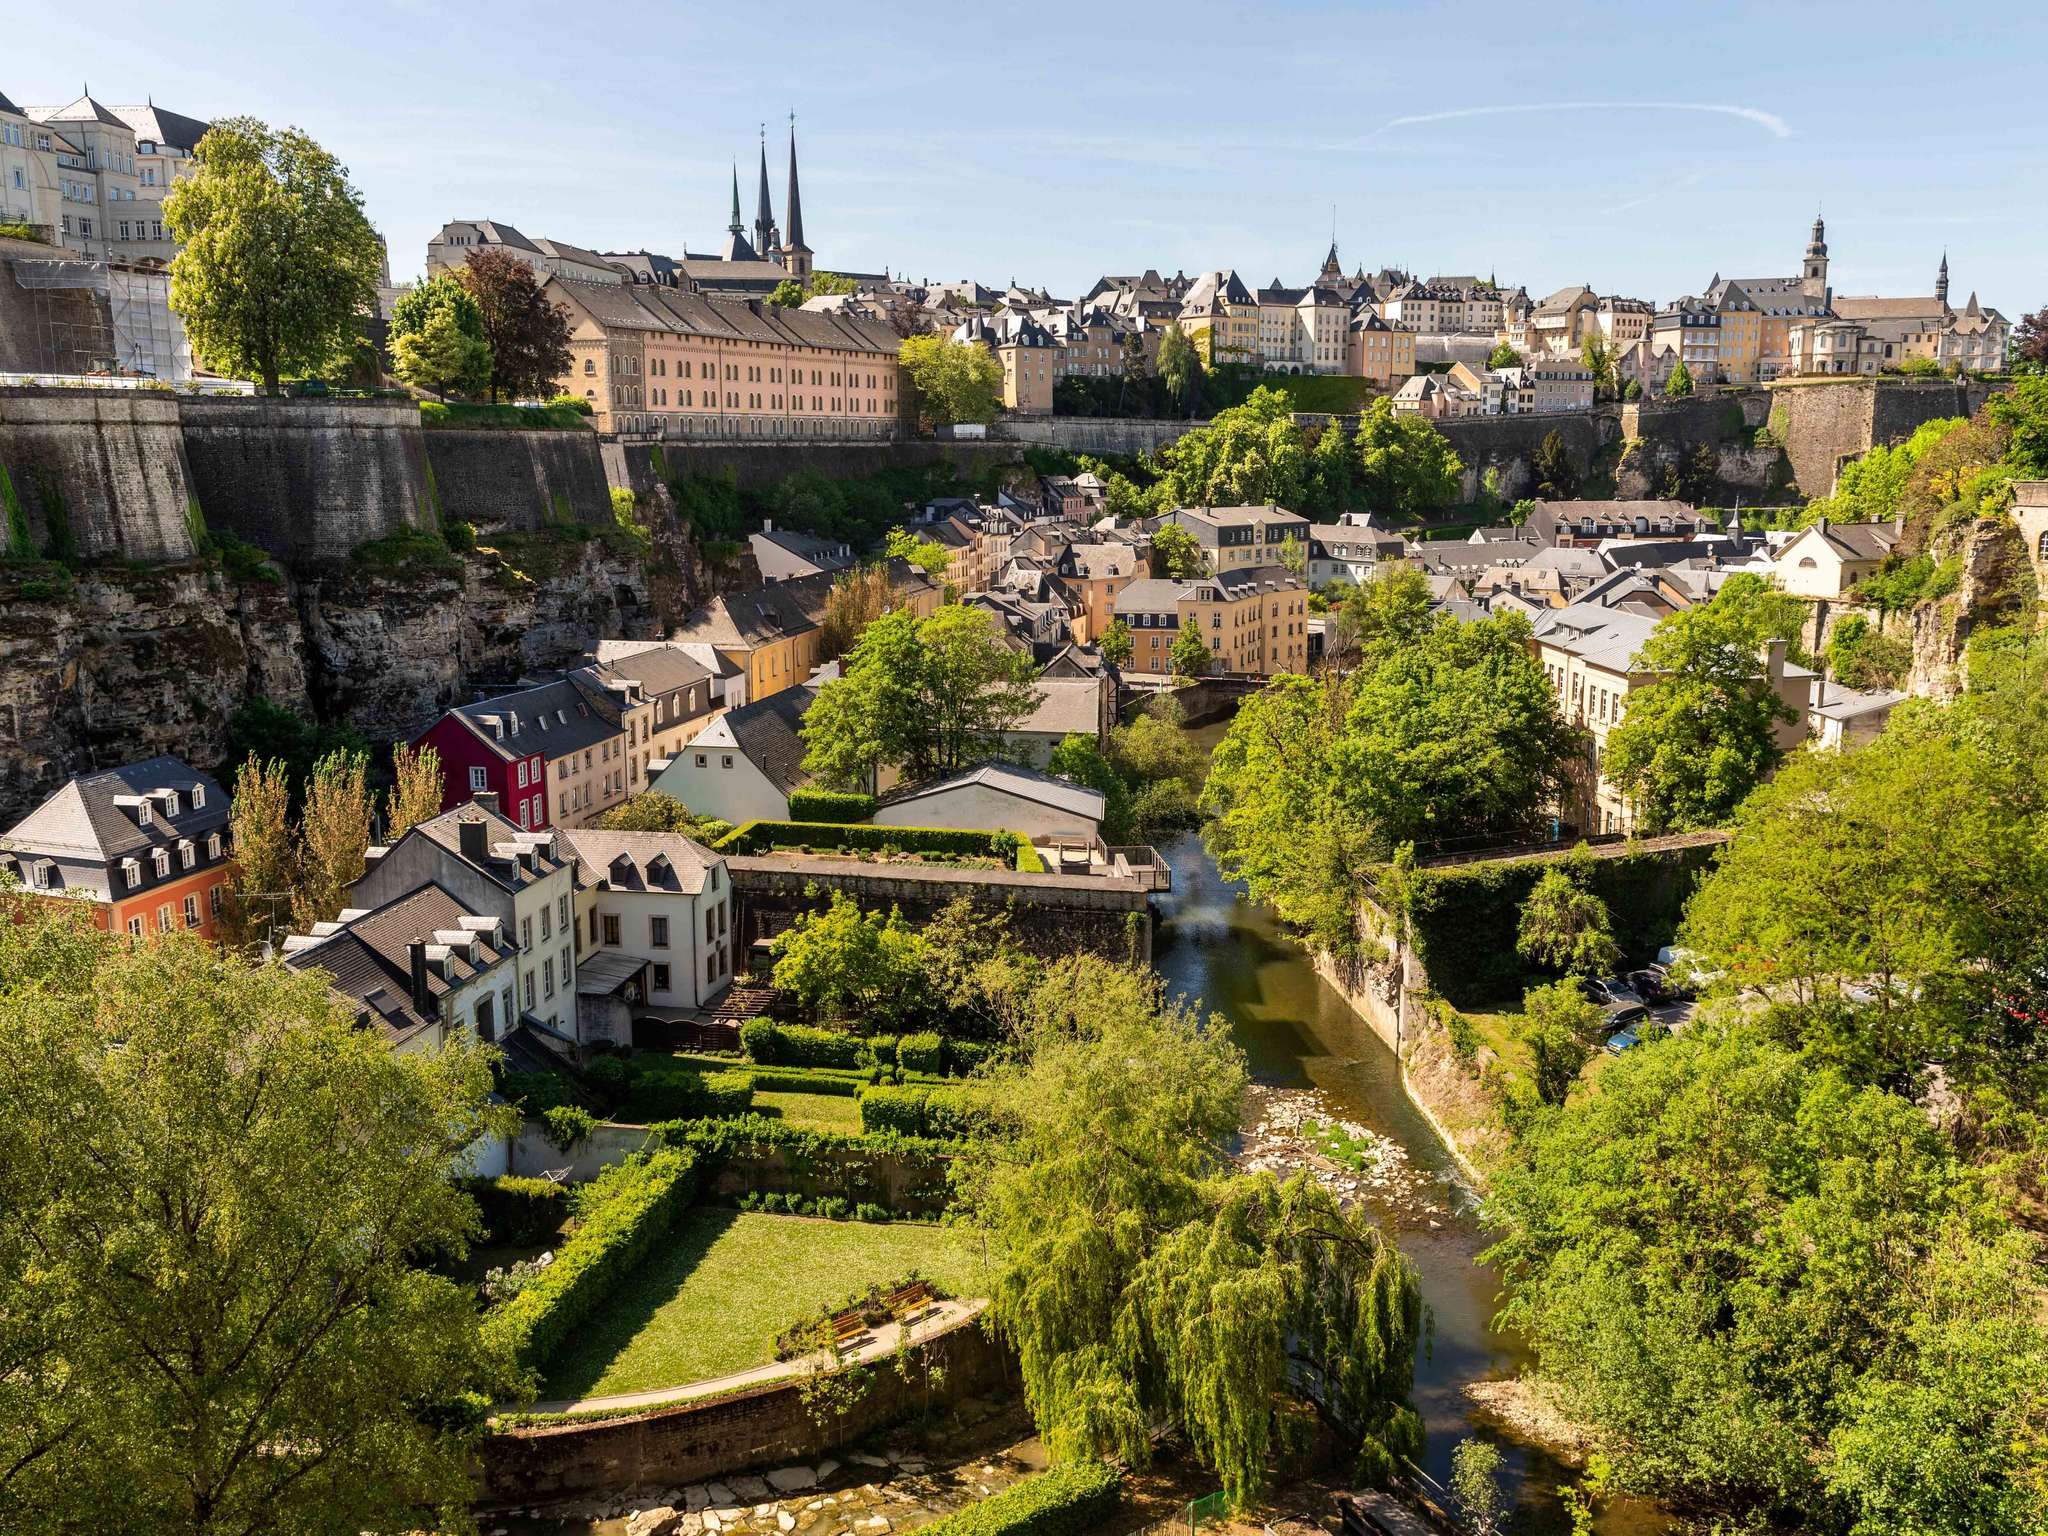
539 1210 1001 1401
753 1088 863 1131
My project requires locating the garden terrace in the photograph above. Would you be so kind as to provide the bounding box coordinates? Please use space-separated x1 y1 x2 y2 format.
712 819 1050 873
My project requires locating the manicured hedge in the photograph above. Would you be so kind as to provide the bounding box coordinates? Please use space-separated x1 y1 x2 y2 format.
898 1031 945 1075
1401 842 1720 1007
619 1066 754 1123
915 1462 1121 1536
483 1148 698 1371
857 1083 995 1140
461 1175 567 1247
744 1065 862 1098
946 1038 994 1075
788 788 878 823
714 819 1035 869
654 1113 953 1214
741 1017 870 1070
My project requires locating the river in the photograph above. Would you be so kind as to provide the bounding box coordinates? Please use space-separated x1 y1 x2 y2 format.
1150 819 1660 1533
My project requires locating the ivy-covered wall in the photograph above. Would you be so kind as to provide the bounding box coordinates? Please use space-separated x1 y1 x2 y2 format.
1402 841 1721 1008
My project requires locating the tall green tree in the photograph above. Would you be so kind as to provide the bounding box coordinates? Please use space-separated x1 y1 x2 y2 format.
1095 617 1134 669
1047 732 1134 844
1664 358 1694 397
1157 321 1202 417
1486 342 1522 370
883 526 951 580
1150 521 1206 578
769 892 929 1027
1603 574 1799 832
1531 429 1578 499
1154 387 1314 510
453 248 573 401
1328 564 1440 669
1516 853 1621 977
802 605 1039 786
390 275 491 400
1354 397 1463 518
0 897 511 1536
291 748 372 929
898 334 1003 426
165 118 383 393
1170 617 1214 679
963 958 1423 1509
219 753 292 952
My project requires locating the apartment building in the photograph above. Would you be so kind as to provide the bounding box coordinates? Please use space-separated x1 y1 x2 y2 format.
1347 308 1416 389
1053 541 1143 643
0 756 231 940
1156 505 1311 572
589 642 719 762
1114 565 1310 676
1255 281 1350 373
548 276 903 438
3 90 208 263
562 828 733 1014
426 220 623 284
1178 269 1259 365
953 310 1058 415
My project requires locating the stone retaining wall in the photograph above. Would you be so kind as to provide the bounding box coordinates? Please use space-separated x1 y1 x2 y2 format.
0 388 198 562
422 427 613 533
477 1311 1012 1505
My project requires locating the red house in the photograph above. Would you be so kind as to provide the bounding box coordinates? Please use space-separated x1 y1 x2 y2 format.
414 702 550 832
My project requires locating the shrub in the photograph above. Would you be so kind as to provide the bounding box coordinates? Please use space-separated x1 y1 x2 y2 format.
816 1196 851 1220
740 1018 869 1070
483 1148 699 1371
856 1202 890 1223
654 1114 955 1216
857 1084 994 1140
946 1038 994 1076
419 399 591 431
548 393 595 416
619 1065 753 1123
500 1068 585 1115
789 788 879 823
442 518 477 553
462 1175 567 1247
744 1066 864 1098
540 1104 598 1152
915 1462 1121 1536
898 1032 945 1075
714 819 1037 868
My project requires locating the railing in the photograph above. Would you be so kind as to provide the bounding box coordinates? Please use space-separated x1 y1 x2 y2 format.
0 371 252 394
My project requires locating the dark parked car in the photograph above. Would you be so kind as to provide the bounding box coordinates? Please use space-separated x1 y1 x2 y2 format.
1628 965 1690 1004
1579 974 1646 1009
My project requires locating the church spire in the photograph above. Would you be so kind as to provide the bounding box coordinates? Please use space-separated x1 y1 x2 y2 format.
754 126 776 256
729 164 742 234
1936 250 1950 306
784 113 808 254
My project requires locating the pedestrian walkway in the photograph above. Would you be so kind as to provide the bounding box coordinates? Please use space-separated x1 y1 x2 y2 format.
514 1297 987 1418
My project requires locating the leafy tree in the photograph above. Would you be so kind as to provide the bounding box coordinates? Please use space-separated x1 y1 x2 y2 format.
393 301 490 401
1327 563 1439 670
1157 321 1202 417
1150 521 1206 578
1580 332 1615 397
884 526 951 580
1154 388 1313 511
454 247 573 401
1508 496 1538 525
1824 613 1912 689
1169 617 1213 679
765 270 858 309
292 748 372 929
0 896 511 1536
1603 575 1799 832
1485 1020 2048 1526
1531 429 1578 499
220 754 292 952
769 892 928 1027
1095 618 1133 669
1047 733 1133 844
1486 342 1522 370
224 697 366 808
898 334 1003 427
1516 854 1621 976
593 791 726 843
1109 712 1206 837
2012 304 2048 373
1622 378 1642 401
165 118 383 393
818 563 897 659
1354 397 1463 519
1664 357 1694 397
1661 441 1720 505
963 959 1423 1509
1802 417 1967 525
386 742 444 841
1988 373 2048 476
803 605 1040 787
1275 532 1307 578
1516 979 1601 1106
1450 1439 1509 1536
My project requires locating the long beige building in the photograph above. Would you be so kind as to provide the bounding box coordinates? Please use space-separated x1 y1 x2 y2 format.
3 89 208 264
545 276 905 438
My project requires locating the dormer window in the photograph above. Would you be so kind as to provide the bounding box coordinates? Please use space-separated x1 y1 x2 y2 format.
122 857 141 888
191 785 205 810
179 840 195 870
163 789 181 817
207 832 222 859
32 861 53 890
151 849 170 878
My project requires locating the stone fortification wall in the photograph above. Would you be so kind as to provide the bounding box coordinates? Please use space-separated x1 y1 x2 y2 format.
178 395 431 563
0 389 199 562
994 416 1199 455
1770 377 1999 499
421 427 613 533
637 437 1021 493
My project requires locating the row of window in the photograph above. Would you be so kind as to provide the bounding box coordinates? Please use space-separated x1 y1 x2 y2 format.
125 885 221 935
120 830 226 888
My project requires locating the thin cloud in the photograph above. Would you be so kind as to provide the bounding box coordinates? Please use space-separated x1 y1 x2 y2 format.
1601 169 1708 215
1380 102 1792 139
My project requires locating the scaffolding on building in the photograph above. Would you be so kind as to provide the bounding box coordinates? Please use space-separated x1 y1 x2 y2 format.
9 256 192 381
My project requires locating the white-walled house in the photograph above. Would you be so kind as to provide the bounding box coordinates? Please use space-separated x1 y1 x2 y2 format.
1771 519 1900 599
561 829 733 1016
648 686 814 826
1001 675 1113 768
874 763 1105 843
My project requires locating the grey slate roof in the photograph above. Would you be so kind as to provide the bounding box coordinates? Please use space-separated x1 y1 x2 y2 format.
285 882 512 1047
879 761 1106 822
456 670 626 762
110 102 210 152
559 828 718 895
0 755 228 902
725 685 817 796
406 802 571 891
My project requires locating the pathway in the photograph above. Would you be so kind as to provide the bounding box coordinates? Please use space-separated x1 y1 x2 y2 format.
516 1299 988 1418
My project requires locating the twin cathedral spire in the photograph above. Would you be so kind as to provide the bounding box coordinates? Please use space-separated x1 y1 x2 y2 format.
726 116 812 278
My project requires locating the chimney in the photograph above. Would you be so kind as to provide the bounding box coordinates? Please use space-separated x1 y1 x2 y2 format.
407 939 435 1017
473 791 500 816
1766 637 1787 683
458 819 488 863
762 517 774 533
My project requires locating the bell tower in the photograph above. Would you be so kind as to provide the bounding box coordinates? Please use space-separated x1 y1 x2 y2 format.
1801 212 1829 301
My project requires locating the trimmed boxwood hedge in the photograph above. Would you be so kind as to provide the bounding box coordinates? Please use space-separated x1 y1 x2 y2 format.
654 1113 953 1214
898 1031 945 1075
741 1017 870 1069
1401 842 1720 1008
857 1083 995 1140
742 1019 993 1080
618 1066 754 1123
788 788 878 822
461 1175 567 1247
714 819 1037 869
915 1462 1121 1536
482 1148 698 1371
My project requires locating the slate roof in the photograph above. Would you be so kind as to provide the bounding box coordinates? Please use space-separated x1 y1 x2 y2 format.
1013 677 1107 739
724 685 817 796
110 102 210 152
0 755 228 902
879 762 1106 822
1802 520 1901 561
406 802 571 891
0 90 21 117
590 642 712 701
284 883 512 1047
455 670 627 762
751 527 855 581
1058 543 1138 580
28 93 127 127
1528 603 1661 674
1114 577 1196 614
559 828 718 895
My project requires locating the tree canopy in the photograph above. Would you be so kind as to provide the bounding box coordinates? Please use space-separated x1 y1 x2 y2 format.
769 892 930 1028
1602 573 1801 833
898 335 1003 427
1516 849 1621 977
1149 521 1206 578
765 271 858 309
165 118 383 392
962 957 1423 1508
883 526 952 580
1664 358 1694 397
453 248 573 401
0 896 510 1535
802 606 1039 788
390 273 490 399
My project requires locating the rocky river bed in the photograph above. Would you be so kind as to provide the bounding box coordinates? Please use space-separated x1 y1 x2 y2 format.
1237 1085 1471 1234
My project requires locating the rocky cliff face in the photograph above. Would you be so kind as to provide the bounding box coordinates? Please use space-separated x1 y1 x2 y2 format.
0 536 656 826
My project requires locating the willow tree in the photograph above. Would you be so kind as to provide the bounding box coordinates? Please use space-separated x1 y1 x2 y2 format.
963 958 1424 1506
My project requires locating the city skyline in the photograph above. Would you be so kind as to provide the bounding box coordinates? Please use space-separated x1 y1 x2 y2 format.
8 0 2044 314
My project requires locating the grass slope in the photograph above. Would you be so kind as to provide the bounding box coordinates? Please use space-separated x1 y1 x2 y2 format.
540 1210 999 1400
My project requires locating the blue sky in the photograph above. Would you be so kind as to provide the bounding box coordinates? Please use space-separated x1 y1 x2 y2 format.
14 0 2045 313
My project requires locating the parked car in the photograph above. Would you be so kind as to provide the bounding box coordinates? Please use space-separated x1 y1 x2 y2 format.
1579 974 1646 1009
1604 1023 1643 1053
1628 964 1690 1004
